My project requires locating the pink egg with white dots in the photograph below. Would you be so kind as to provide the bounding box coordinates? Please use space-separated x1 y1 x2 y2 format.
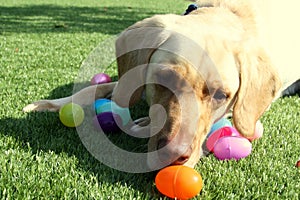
246 120 264 141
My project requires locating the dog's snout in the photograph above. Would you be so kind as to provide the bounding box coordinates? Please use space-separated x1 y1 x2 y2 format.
157 138 192 165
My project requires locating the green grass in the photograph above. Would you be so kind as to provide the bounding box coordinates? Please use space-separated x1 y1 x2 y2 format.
0 0 299 199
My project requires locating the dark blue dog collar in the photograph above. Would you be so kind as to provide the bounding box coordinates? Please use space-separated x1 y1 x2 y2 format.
183 4 199 15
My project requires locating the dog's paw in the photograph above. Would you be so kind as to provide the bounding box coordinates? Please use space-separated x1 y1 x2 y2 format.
23 100 61 112
133 117 151 127
125 117 151 138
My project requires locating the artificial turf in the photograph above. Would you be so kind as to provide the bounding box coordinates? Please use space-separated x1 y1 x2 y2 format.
0 0 299 199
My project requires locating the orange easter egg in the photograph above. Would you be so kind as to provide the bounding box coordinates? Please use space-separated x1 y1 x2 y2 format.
155 166 203 199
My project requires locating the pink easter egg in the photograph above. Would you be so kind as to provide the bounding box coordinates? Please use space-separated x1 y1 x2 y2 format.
91 73 111 85
246 120 264 141
207 118 232 137
206 126 241 152
213 136 252 160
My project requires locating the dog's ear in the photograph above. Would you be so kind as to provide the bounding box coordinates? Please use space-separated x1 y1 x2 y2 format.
112 50 149 107
233 46 282 137
112 19 169 107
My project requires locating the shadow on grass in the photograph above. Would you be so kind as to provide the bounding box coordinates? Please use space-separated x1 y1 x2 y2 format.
0 4 158 34
0 82 159 198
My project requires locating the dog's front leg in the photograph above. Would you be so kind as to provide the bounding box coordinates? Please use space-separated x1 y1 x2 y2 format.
23 82 117 112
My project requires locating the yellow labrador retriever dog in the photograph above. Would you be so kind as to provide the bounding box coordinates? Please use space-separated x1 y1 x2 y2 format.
24 0 299 169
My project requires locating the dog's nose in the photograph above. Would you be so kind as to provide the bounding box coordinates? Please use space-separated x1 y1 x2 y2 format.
157 138 192 165
171 151 191 165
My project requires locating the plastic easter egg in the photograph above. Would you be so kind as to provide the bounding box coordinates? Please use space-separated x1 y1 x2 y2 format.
213 136 252 160
91 73 112 85
59 103 84 127
96 101 130 125
93 112 122 133
296 160 300 168
93 98 111 112
155 166 203 199
208 118 232 137
246 120 264 141
206 126 240 152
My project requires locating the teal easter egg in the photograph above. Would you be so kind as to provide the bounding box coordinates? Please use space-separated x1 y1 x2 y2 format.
208 118 232 137
93 98 111 112
96 101 130 125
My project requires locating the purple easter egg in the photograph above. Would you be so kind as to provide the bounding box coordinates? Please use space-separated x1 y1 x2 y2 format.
93 112 122 133
91 73 111 85
213 136 252 160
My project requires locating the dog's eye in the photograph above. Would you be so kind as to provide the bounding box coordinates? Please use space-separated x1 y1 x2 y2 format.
213 90 228 101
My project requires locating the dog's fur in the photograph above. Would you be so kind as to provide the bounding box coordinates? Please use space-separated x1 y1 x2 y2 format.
23 0 300 169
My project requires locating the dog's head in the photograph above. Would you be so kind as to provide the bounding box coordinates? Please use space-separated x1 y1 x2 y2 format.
113 5 282 169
